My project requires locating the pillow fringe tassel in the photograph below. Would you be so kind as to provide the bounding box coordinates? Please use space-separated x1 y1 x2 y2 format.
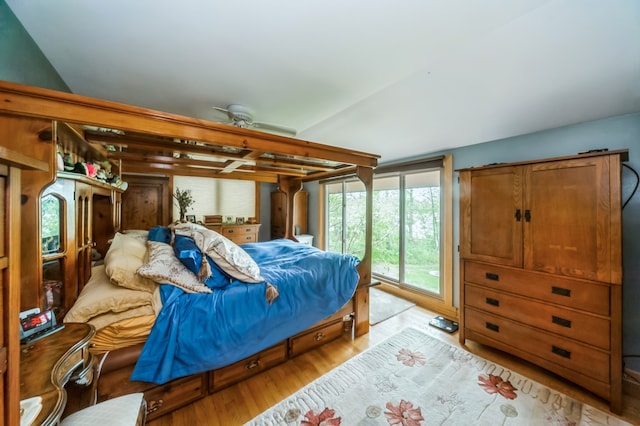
265 282 279 304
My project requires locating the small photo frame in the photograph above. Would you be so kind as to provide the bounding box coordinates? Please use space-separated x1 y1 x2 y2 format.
186 215 196 223
235 217 245 225
225 216 234 224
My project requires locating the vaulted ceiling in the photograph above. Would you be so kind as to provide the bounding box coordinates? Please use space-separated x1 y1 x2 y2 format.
6 0 640 163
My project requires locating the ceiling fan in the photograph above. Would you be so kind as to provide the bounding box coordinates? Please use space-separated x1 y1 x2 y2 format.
211 104 297 136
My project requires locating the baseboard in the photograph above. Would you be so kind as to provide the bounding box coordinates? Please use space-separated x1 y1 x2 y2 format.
376 281 459 320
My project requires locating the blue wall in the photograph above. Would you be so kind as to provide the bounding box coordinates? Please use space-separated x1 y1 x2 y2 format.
0 0 69 91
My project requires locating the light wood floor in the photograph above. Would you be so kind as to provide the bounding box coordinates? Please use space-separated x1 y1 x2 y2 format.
148 304 640 425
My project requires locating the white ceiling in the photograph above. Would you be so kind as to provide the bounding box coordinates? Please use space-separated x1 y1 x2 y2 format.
7 0 640 163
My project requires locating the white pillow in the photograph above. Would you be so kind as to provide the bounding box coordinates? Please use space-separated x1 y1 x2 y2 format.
137 241 212 294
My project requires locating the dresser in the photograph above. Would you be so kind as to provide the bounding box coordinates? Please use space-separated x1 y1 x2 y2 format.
206 223 261 245
458 150 627 413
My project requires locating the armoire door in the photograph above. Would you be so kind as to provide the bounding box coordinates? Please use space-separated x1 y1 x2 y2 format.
459 166 523 267
524 156 617 282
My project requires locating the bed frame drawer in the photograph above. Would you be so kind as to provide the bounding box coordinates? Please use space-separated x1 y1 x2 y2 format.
210 341 288 392
144 373 208 420
289 320 345 357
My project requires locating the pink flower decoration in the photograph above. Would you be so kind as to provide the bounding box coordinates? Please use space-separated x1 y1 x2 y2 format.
384 400 424 426
301 407 342 426
396 348 426 367
478 374 518 400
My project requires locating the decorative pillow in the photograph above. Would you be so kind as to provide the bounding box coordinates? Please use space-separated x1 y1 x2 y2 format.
148 226 172 244
137 241 212 294
173 234 203 274
205 233 263 283
104 232 157 293
64 265 154 325
173 234 231 289
173 223 263 283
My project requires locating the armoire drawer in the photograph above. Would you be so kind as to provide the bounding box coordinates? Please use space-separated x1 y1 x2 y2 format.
464 261 610 315
211 342 287 391
465 284 610 349
465 308 610 384
290 320 345 357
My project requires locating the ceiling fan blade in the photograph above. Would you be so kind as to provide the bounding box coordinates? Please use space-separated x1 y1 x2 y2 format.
252 121 297 136
212 106 230 114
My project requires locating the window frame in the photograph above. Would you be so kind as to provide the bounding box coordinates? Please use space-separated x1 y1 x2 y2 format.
320 155 455 317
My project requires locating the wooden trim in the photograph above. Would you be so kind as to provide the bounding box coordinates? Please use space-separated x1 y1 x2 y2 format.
0 81 379 169
6 167 22 426
442 155 454 310
456 149 629 172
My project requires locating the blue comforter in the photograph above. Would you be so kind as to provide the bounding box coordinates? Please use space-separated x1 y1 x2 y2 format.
131 239 360 384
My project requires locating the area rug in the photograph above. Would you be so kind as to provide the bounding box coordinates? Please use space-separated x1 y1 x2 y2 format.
246 327 629 425
369 287 416 325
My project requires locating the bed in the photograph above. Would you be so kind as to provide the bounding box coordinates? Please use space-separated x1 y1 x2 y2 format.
64 225 361 419
0 80 378 423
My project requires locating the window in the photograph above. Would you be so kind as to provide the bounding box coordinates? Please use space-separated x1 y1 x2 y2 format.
324 155 453 308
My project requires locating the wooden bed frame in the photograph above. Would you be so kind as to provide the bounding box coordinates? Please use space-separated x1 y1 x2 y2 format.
0 80 379 421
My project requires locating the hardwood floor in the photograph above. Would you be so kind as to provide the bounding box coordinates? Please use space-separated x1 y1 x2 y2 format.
148 305 640 425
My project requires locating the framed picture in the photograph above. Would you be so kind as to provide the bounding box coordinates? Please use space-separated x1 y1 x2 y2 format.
225 216 234 224
186 214 196 223
236 217 245 225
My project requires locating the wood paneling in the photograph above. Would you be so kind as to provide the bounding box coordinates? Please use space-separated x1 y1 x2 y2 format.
121 176 170 230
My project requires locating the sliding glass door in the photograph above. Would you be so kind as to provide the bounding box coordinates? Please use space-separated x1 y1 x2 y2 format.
325 166 443 297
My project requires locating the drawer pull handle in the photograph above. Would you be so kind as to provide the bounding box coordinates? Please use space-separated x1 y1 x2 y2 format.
245 359 261 370
227 229 234 233
552 345 571 359
551 286 571 297
515 209 521 222
485 272 499 281
485 297 499 306
147 399 164 414
552 316 572 328
485 322 499 332
314 332 326 341
524 209 531 222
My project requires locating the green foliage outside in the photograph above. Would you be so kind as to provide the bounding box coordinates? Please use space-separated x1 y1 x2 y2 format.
328 180 441 294
41 194 61 253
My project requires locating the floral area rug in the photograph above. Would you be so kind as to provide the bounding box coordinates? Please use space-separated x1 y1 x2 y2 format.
245 327 630 426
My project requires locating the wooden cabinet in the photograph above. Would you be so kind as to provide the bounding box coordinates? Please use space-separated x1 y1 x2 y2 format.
39 174 123 318
458 150 627 413
271 190 308 239
205 224 261 245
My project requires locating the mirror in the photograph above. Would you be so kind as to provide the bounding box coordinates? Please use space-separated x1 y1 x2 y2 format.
41 194 63 254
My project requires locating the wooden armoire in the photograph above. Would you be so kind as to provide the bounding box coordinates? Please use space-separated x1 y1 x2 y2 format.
271 190 308 239
458 150 627 413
